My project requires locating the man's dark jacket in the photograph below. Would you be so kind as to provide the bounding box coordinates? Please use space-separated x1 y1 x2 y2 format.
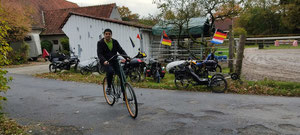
97 38 127 65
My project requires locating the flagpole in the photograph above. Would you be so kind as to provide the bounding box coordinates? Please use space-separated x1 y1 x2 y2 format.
158 32 163 62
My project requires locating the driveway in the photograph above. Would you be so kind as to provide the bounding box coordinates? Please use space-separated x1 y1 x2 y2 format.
242 48 300 82
4 62 50 75
3 74 300 135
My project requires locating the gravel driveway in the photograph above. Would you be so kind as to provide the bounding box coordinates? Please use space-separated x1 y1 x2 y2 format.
4 62 50 75
242 48 300 82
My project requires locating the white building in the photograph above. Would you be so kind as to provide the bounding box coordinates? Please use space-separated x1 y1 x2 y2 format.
61 12 152 63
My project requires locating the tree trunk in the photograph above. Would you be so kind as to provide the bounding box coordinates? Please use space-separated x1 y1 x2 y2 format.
235 34 246 77
228 25 234 73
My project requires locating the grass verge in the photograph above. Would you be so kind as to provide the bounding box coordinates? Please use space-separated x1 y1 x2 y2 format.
35 70 300 97
0 113 28 135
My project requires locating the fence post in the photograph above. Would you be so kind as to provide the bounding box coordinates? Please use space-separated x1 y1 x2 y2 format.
228 25 234 73
235 34 246 77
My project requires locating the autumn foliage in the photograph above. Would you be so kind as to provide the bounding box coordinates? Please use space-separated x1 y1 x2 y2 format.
0 1 32 42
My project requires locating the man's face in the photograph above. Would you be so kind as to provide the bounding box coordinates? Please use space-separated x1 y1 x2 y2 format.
104 32 112 41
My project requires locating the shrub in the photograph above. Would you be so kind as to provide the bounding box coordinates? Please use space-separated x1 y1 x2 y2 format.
20 41 29 62
41 40 53 53
6 41 29 65
60 37 70 55
60 37 69 50
233 27 247 37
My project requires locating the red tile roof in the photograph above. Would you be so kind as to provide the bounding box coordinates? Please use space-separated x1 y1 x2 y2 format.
1 0 79 28
214 18 237 31
42 3 117 35
60 12 152 30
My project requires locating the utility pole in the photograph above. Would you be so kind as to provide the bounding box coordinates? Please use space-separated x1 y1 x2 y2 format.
228 25 234 73
235 34 246 76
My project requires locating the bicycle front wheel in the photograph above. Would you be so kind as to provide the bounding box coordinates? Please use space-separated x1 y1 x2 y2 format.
103 77 115 106
49 64 57 73
124 83 138 118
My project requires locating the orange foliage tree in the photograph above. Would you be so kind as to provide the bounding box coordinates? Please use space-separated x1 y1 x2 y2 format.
0 1 33 42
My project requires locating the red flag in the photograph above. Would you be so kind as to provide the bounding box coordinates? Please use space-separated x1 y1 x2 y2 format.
161 30 172 46
42 49 49 58
137 34 141 40
211 29 227 44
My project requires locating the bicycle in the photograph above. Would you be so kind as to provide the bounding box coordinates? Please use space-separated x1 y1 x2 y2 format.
102 54 138 118
80 57 105 75
174 60 227 93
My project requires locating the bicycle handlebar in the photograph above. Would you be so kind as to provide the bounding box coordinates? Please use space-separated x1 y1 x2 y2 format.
106 54 131 62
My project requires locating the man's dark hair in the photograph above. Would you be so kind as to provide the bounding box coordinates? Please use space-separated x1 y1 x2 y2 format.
104 29 112 34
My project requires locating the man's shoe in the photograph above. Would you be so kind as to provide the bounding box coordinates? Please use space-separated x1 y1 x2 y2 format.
106 87 111 95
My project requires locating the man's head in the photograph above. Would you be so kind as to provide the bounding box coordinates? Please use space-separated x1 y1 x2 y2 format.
103 29 112 41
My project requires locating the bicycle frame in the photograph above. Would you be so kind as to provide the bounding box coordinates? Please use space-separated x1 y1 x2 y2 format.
103 54 138 118
176 61 209 85
116 60 127 93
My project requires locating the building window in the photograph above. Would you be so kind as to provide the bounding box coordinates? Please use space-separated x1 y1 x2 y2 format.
52 40 58 44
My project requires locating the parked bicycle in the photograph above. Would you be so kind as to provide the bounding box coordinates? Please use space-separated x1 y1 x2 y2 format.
80 57 105 75
145 58 166 83
102 54 138 118
174 60 227 93
190 52 222 75
122 58 142 82
131 49 147 81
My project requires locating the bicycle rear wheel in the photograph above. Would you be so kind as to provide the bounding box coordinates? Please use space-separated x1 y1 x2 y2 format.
97 64 105 74
174 77 189 89
210 77 227 93
130 68 141 82
103 77 115 106
80 68 90 75
124 83 138 118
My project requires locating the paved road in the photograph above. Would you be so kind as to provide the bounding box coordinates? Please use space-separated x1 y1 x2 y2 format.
3 73 300 135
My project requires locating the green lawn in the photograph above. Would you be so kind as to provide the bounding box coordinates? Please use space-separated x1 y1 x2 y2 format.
35 70 300 97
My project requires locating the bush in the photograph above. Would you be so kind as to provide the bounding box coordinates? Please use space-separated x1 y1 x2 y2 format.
41 40 53 53
60 37 70 55
60 37 69 50
233 27 247 37
20 41 29 62
6 41 29 65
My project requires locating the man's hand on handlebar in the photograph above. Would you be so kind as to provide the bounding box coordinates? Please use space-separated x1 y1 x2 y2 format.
121 58 130 63
104 61 109 65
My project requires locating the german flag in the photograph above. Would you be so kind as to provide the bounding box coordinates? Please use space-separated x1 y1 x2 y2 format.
161 30 172 46
211 29 227 44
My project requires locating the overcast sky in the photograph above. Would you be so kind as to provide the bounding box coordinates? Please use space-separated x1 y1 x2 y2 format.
66 0 159 17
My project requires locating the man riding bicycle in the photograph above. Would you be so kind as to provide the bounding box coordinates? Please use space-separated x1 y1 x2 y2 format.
97 29 129 95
